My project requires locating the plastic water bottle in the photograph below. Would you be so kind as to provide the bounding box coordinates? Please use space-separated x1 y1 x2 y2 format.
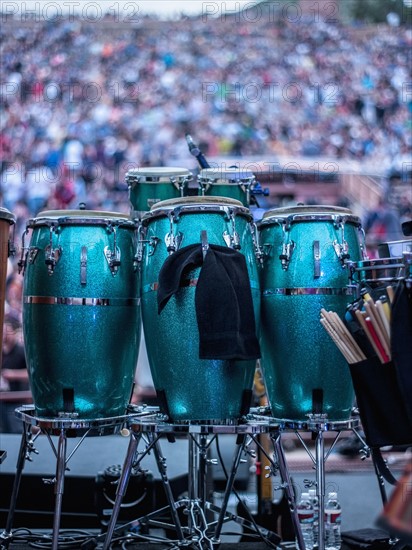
296 492 314 550
308 488 319 548
325 491 342 550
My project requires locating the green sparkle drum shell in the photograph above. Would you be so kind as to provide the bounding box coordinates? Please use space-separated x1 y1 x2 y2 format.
258 205 364 422
141 196 260 422
198 168 255 207
22 210 141 419
126 167 192 217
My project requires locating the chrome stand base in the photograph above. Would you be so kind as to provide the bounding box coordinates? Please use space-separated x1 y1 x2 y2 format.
99 414 300 550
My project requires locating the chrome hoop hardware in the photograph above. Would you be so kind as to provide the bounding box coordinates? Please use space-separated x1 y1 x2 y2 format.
332 216 350 266
250 222 264 265
104 222 121 275
222 208 241 250
165 211 183 254
279 220 295 271
17 228 30 275
44 224 62 275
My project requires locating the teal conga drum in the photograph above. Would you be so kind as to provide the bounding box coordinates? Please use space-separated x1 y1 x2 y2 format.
198 168 256 207
126 167 192 218
258 205 365 422
140 196 261 422
21 210 141 419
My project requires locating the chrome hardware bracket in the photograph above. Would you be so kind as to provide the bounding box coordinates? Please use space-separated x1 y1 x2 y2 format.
201 230 209 260
250 222 264 265
17 228 30 275
222 208 241 249
80 246 87 285
104 223 121 275
332 217 350 266
313 240 321 278
279 241 295 271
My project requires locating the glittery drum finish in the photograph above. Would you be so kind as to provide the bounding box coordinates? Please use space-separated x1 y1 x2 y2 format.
197 168 256 208
258 205 364 421
22 210 141 419
126 167 192 217
141 196 260 422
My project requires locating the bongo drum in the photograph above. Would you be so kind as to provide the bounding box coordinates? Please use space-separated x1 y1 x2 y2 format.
126 167 192 218
258 205 364 422
197 168 255 207
140 196 261 422
0 207 16 364
21 210 141 418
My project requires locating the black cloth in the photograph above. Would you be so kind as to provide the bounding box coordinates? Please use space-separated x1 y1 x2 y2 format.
391 281 412 424
157 243 260 361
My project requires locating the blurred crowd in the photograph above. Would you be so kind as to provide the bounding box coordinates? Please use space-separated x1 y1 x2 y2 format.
1 9 411 216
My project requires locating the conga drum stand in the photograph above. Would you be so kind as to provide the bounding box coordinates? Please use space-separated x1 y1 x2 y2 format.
100 415 305 549
0 405 149 550
248 412 361 550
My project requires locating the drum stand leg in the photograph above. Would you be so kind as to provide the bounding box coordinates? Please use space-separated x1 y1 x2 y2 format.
271 433 306 550
51 429 67 550
0 421 33 548
101 431 187 549
211 434 247 543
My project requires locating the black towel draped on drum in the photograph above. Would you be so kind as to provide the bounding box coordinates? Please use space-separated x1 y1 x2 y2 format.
157 243 261 361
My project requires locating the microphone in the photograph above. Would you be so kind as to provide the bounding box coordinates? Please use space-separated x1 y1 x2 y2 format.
185 134 210 169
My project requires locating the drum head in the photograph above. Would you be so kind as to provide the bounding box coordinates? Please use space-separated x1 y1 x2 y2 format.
0 207 16 224
126 167 192 183
263 204 353 219
150 195 244 210
29 209 135 227
198 167 255 183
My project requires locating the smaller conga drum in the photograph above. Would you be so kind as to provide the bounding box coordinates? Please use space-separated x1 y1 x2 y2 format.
197 168 255 207
258 205 365 422
0 207 16 364
140 196 261 422
126 167 192 218
21 209 141 419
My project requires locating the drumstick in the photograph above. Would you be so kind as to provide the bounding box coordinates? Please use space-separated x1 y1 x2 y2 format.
320 318 359 364
365 317 390 364
376 299 391 339
354 309 384 362
364 301 391 359
386 285 395 304
320 309 366 363
321 309 365 360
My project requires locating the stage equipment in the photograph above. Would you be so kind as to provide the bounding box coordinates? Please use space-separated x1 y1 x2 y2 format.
19 209 141 419
138 196 261 422
258 205 365 422
126 166 192 218
186 134 210 169
197 167 256 208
